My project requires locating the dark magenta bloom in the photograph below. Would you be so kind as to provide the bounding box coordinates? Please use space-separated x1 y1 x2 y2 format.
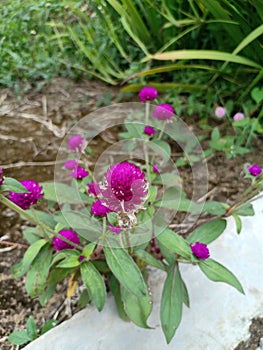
247 164 262 177
53 229 80 252
78 255 85 262
101 162 148 212
139 86 158 102
190 242 210 260
70 167 89 179
152 165 159 173
64 159 79 170
0 168 4 186
153 103 174 121
9 180 44 210
68 135 86 152
91 199 111 217
87 182 100 197
144 125 156 136
109 224 121 235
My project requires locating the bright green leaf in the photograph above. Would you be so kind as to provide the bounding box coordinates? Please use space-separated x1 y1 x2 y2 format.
121 285 153 328
81 261 106 311
8 330 31 346
199 258 245 294
161 264 183 343
157 228 192 259
187 219 227 244
232 213 242 234
235 203 255 216
135 249 167 271
26 316 38 340
104 245 148 298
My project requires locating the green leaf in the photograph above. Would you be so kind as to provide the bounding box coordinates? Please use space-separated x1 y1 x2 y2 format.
153 173 182 188
1 177 29 193
197 201 228 216
134 249 167 271
23 226 44 244
41 182 90 204
104 245 148 297
251 87 263 104
232 213 242 234
81 261 106 311
199 258 244 294
149 50 261 69
26 316 38 340
82 242 96 258
39 284 56 306
161 264 183 344
8 330 31 345
25 209 56 228
157 228 192 259
22 239 48 272
187 219 227 244
235 203 255 216
121 285 152 328
40 319 58 335
181 278 190 308
148 140 171 164
25 244 53 297
56 255 80 268
108 275 129 321
77 289 91 310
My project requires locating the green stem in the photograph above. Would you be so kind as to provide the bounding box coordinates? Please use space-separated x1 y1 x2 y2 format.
145 101 150 125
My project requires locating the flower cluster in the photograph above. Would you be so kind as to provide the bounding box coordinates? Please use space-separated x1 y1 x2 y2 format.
9 180 44 210
247 164 262 177
100 161 148 213
190 242 210 260
53 229 80 252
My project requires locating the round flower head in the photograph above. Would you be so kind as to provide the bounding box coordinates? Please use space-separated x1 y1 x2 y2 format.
53 229 80 252
190 242 210 260
0 168 4 186
247 164 262 177
70 167 89 179
9 180 44 210
68 135 86 152
109 224 121 235
153 104 174 121
152 165 159 173
87 182 100 197
64 159 79 170
100 162 148 212
144 125 156 136
233 112 244 122
215 106 226 118
91 199 111 217
139 86 158 102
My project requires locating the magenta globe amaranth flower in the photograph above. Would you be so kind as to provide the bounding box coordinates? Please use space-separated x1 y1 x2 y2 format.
87 182 100 197
190 242 210 260
153 104 174 121
101 162 148 212
9 180 44 210
91 199 111 217
233 112 244 122
0 168 4 186
64 159 79 169
68 135 86 152
109 224 121 235
53 229 80 252
247 164 262 177
144 125 156 136
152 165 159 173
139 86 158 102
215 106 226 118
70 167 89 179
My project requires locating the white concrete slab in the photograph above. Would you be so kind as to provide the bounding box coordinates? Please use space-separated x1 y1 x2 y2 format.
25 196 263 350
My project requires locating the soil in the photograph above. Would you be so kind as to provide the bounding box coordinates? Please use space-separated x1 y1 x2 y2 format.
0 78 262 349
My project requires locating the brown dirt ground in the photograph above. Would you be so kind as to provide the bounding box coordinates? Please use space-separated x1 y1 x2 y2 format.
0 78 262 349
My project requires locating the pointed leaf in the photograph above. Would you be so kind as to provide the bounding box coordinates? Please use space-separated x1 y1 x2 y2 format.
134 249 166 271
8 330 31 346
25 244 53 297
26 316 38 340
232 213 242 234
81 261 106 311
161 264 183 343
121 285 152 328
199 258 244 294
109 275 129 321
187 219 227 244
157 228 192 259
104 245 148 297
1 177 29 193
235 203 255 216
